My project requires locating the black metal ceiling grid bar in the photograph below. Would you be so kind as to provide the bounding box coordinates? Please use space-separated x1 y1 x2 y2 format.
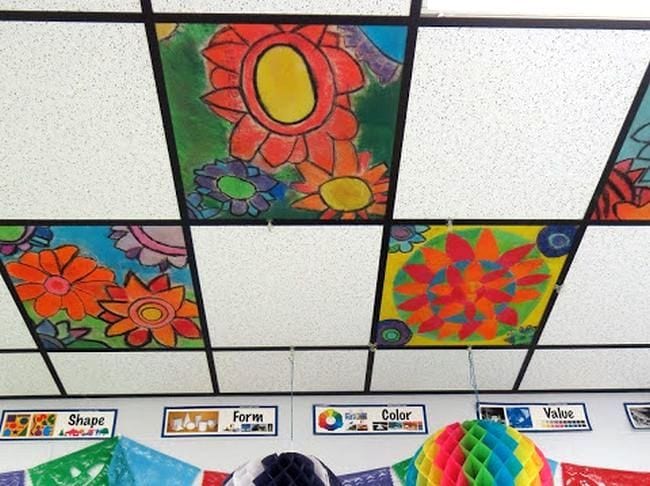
363 0 423 392
512 59 650 391
140 0 220 393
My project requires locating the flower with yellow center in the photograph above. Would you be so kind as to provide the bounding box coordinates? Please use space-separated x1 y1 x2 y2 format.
292 141 389 220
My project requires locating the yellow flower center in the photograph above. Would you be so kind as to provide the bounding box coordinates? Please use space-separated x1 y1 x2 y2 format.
255 45 316 124
139 304 164 323
319 177 373 212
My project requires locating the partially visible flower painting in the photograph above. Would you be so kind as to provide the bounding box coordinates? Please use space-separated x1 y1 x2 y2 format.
0 226 203 350
592 82 650 220
158 23 406 220
378 225 576 346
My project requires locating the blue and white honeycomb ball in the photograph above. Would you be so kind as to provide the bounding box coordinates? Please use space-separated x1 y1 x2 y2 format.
224 452 341 486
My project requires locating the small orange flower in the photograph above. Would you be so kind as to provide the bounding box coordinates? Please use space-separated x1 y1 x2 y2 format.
99 273 201 348
292 141 389 220
6 245 115 320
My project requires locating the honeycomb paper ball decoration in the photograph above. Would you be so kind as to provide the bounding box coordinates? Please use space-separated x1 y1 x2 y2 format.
224 452 341 486
406 420 553 486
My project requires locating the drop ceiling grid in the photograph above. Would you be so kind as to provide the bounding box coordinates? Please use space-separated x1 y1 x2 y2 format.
0 1 647 396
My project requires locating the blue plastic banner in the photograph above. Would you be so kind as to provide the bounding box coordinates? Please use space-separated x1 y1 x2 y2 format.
339 467 396 485
0 471 24 486
108 437 200 485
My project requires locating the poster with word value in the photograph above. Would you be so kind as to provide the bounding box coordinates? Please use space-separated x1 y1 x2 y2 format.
313 405 427 435
0 409 116 440
162 406 277 437
478 402 591 432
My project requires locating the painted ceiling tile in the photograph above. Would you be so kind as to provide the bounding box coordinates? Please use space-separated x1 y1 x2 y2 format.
152 0 411 15
0 22 178 219
0 275 36 349
158 23 407 221
591 76 650 221
0 225 205 351
379 225 575 346
395 28 650 219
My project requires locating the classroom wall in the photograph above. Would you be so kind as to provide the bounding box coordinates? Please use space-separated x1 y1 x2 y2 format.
0 392 648 476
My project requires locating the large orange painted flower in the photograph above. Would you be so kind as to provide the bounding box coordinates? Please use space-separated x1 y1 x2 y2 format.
395 230 550 341
202 24 364 172
6 246 115 320
98 273 201 348
292 141 389 220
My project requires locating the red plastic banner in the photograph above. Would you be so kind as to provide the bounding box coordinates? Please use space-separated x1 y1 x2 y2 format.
202 470 229 486
563 462 650 485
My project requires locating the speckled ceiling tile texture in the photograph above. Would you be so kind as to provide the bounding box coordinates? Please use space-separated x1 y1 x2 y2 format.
0 22 179 219
151 0 410 15
0 354 59 395
395 28 650 219
0 0 141 10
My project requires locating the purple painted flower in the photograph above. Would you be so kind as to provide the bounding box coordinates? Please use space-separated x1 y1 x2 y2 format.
110 226 187 270
389 225 428 253
0 226 52 256
195 159 280 217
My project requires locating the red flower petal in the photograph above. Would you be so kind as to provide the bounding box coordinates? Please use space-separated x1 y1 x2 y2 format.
172 318 201 339
480 269 508 283
231 24 280 44
149 274 171 293
321 46 364 93
210 68 240 89
403 264 435 283
496 307 518 326
324 106 358 140
98 311 121 324
446 265 463 286
446 233 475 262
321 31 339 47
34 293 62 318
418 315 444 333
458 322 480 340
481 287 513 303
516 274 550 286
15 283 45 300
203 43 248 73
305 130 335 172
288 136 307 163
126 328 151 347
209 27 245 46
397 294 428 311
295 25 326 44
106 286 128 301
62 292 85 321
260 134 297 167
39 250 60 276
203 88 247 114
497 244 534 268
464 302 476 321
231 115 269 160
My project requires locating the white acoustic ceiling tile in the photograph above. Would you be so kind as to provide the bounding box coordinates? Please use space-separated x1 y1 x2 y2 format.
50 352 213 394
395 28 650 219
152 0 410 15
0 279 36 349
0 22 179 219
0 1 140 10
214 350 367 392
0 353 59 395
521 349 650 389
540 227 650 344
371 349 526 391
193 226 382 347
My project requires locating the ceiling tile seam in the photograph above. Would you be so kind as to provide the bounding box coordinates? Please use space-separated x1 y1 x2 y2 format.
140 0 219 393
418 17 650 30
2 387 649 400
0 260 66 395
583 60 650 220
364 0 423 392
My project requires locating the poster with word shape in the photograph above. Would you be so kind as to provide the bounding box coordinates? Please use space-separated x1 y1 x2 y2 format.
478 402 591 432
162 406 277 437
0 409 116 440
313 405 427 435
